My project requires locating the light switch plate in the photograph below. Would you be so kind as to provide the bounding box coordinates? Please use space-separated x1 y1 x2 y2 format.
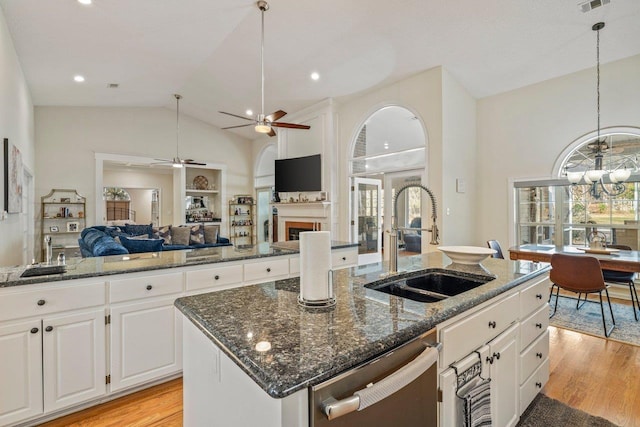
456 179 466 193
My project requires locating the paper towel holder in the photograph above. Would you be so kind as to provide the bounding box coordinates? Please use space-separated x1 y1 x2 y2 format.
297 269 336 308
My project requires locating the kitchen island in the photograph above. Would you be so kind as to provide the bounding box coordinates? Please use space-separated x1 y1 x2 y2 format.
175 253 550 426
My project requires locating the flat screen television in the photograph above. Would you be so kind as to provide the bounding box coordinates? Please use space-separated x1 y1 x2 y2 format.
275 154 322 193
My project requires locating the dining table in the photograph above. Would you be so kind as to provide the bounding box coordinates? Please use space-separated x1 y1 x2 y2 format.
509 244 640 273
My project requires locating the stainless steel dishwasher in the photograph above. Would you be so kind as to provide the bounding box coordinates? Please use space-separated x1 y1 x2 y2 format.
310 329 440 427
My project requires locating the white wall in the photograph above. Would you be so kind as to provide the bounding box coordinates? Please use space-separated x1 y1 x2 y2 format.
477 54 640 249
441 69 477 246
0 8 35 266
35 107 254 230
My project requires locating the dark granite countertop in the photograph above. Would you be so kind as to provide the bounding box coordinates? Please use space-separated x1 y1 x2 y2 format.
174 253 549 398
0 241 357 288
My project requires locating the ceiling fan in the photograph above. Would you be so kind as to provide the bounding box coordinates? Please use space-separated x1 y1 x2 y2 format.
154 94 206 167
219 1 310 137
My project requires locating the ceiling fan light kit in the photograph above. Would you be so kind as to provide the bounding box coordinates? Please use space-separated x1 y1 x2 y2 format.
219 1 310 137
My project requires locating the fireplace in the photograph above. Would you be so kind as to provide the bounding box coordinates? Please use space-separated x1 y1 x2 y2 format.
285 221 320 241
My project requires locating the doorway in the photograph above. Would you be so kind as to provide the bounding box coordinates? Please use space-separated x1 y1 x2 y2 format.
384 171 424 255
256 187 272 243
352 177 382 265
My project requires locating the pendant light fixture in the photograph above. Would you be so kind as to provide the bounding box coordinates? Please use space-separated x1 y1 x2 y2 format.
565 22 634 198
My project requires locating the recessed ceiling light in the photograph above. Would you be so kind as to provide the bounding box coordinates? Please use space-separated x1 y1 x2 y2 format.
73 75 85 83
310 72 320 81
77 0 92 5
246 109 253 116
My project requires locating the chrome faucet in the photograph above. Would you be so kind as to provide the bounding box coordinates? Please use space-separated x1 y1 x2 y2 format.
388 184 440 274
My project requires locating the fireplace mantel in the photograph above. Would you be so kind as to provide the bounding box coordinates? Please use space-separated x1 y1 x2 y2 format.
272 202 332 241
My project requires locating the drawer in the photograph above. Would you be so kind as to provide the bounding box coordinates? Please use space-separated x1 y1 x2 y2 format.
520 329 549 383
110 272 183 303
186 264 243 292
520 275 550 317
0 281 105 322
244 258 289 283
331 249 358 269
519 303 549 350
440 292 519 366
520 358 550 415
289 255 300 276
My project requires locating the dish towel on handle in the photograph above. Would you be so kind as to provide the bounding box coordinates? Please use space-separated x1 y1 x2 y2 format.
463 377 492 427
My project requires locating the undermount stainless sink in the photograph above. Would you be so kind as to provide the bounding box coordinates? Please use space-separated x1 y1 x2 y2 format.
365 270 495 303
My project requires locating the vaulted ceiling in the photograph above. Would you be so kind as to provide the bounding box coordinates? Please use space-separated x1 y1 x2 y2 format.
1 0 639 139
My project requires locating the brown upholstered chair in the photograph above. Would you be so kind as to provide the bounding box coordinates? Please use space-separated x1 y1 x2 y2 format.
601 244 639 321
549 253 615 337
486 240 504 259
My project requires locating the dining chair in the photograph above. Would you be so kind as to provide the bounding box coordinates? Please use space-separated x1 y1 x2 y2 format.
549 253 615 337
601 244 640 321
486 240 504 259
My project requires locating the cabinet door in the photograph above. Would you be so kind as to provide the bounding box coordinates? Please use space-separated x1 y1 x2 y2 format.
488 323 519 427
0 319 43 425
110 298 182 392
42 308 106 412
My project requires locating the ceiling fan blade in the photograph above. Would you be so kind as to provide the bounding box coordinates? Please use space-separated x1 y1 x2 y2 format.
219 111 255 122
268 128 277 137
266 110 287 122
185 160 207 166
222 123 254 130
271 122 311 130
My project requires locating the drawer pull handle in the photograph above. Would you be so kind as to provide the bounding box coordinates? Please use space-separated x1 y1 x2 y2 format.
486 356 494 364
214 275 220 280
30 327 39 334
536 352 543 359
535 382 542 388
146 285 153 291
488 321 497 329
45 326 53 332
266 267 271 273
493 352 501 360
535 293 543 299
535 323 543 329
37 299 46 306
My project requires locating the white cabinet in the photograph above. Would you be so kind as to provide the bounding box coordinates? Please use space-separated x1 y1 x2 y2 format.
487 323 519 427
42 308 106 412
0 319 43 426
109 298 182 392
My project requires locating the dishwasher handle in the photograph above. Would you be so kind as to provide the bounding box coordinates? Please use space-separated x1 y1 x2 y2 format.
322 343 441 420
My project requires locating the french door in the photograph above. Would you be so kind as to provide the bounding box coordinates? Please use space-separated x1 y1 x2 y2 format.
352 178 382 265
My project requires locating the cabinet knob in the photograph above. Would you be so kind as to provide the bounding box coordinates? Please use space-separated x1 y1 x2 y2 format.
535 323 543 329
535 382 542 388
37 299 46 306
536 352 543 359
342 256 346 261
146 285 153 291
493 352 501 360
486 356 494 364
30 327 39 334
214 275 220 280
45 326 53 332
266 267 271 273
488 321 497 329
535 293 543 299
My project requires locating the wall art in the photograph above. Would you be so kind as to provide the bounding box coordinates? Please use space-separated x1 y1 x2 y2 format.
3 138 23 213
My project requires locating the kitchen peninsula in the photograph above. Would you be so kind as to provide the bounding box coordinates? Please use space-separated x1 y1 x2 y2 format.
175 254 551 427
0 242 357 427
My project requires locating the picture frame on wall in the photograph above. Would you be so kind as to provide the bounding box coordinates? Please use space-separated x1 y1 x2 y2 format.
67 221 79 233
3 138 23 213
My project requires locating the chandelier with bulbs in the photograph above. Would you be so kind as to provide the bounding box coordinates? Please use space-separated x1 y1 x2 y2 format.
564 22 636 199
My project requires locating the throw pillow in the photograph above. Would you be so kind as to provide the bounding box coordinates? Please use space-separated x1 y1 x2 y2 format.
152 225 172 245
123 223 153 237
119 235 163 254
204 225 219 244
187 224 205 245
171 226 191 246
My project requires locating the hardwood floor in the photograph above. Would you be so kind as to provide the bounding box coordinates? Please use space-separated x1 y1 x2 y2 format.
38 327 640 427
39 378 182 427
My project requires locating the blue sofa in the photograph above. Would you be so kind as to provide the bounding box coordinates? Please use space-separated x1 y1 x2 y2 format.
78 224 231 257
